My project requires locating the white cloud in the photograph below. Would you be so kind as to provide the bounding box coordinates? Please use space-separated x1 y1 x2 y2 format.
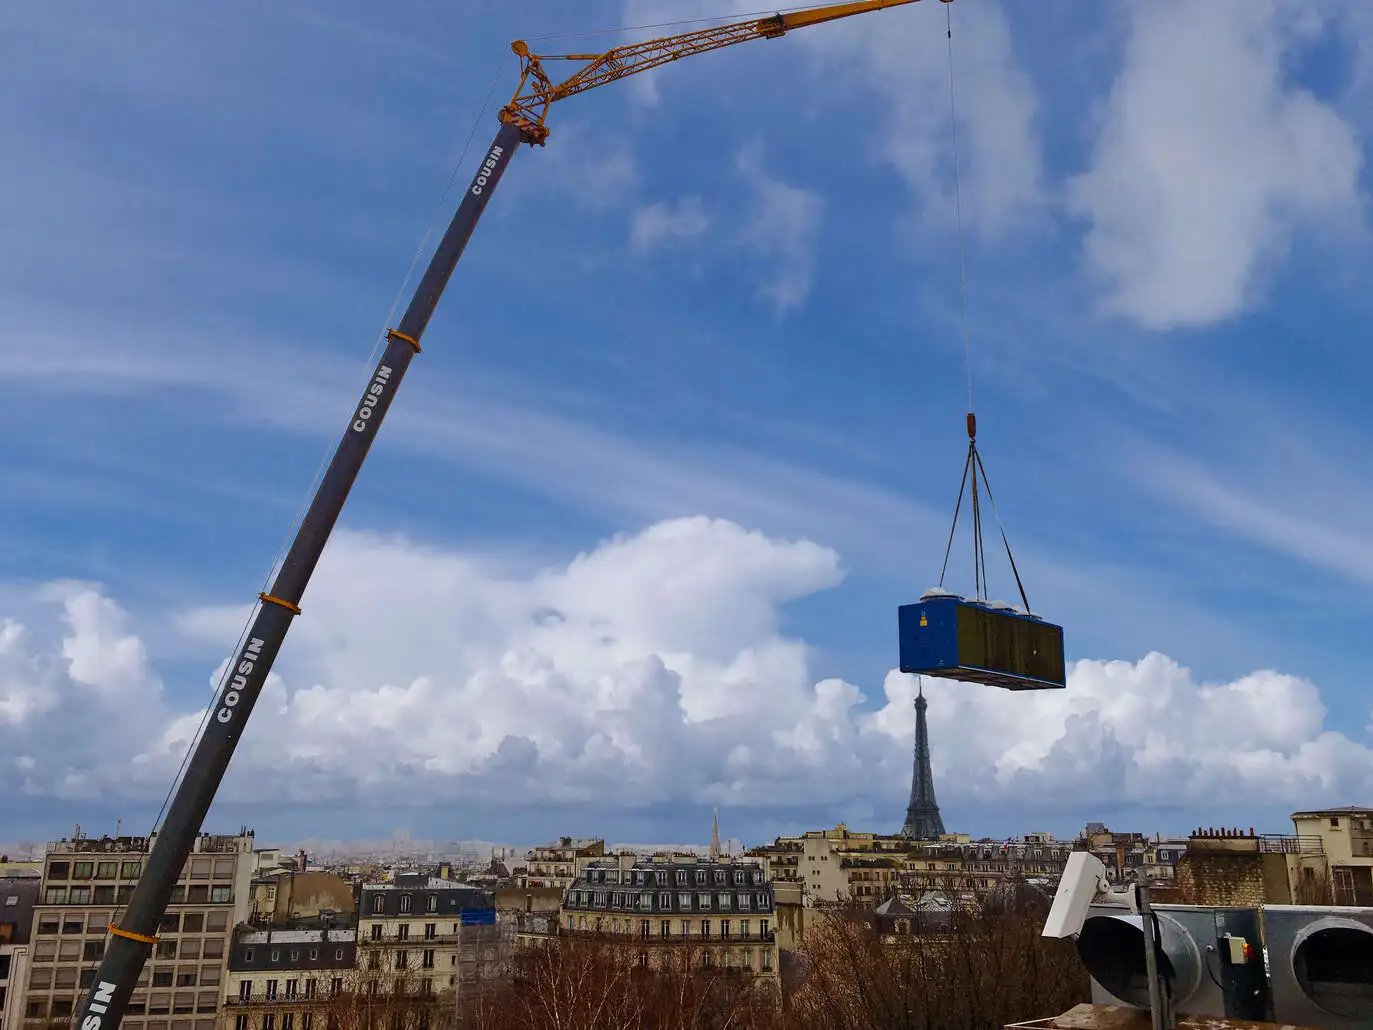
630 196 709 252
1067 0 1364 329
734 146 823 311
619 0 1043 237
1 517 1370 819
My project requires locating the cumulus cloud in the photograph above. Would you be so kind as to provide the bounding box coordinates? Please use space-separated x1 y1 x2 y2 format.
1 518 1370 820
1067 0 1364 329
620 0 1043 237
734 146 823 311
631 196 709 252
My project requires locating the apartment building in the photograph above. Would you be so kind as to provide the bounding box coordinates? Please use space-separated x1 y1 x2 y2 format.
1291 805 1373 904
223 921 358 1030
521 839 605 889
1 877 39 1030
21 830 255 1030
555 858 778 977
357 876 498 1018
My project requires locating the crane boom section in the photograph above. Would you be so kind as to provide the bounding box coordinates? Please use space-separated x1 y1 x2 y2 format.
500 0 943 143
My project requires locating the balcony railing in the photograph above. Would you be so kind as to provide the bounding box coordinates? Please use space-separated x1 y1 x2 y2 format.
1258 834 1325 855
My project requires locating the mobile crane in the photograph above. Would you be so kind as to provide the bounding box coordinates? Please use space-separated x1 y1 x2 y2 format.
74 2 947 1027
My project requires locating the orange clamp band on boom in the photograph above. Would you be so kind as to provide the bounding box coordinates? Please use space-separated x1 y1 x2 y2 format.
387 329 421 354
259 593 302 615
109 924 158 945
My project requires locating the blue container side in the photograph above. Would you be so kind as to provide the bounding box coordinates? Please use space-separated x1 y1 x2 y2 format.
898 597 960 674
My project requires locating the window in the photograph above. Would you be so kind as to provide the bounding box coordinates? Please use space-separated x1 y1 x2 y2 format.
334 949 344 961
741 919 751 939
265 980 278 1000
48 861 70 879
187 885 208 903
760 919 770 939
371 896 383 914
700 920 710 938
80 968 96 989
370 924 382 940
157 940 178 960
305 978 317 998
738 894 751 911
270 950 280 963
263 1017 275 1030
309 948 318 960
206 910 228 932
153 970 174 988
762 949 773 971
182 913 204 932
282 1015 294 1030
210 886 233 903
721 920 731 939
367 954 380 971
399 895 412 913
73 861 94 879
37 917 59 934
426 894 437 912
236 1016 250 1030
331 978 343 996
202 938 224 959
43 887 66 904
424 923 435 940
422 949 434 969
122 861 142 878
160 914 181 933
396 951 408 970
94 885 116 904
697 894 711 910
289 950 299 962
302 1017 313 1030
639 919 650 938
63 917 84 934
397 924 409 941
176 972 197 988
285 979 298 998
84 940 105 961
678 893 692 910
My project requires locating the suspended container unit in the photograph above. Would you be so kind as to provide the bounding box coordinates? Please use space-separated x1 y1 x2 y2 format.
899 587 1065 691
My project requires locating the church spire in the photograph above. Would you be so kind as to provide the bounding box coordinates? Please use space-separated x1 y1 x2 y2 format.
900 679 946 841
709 809 722 860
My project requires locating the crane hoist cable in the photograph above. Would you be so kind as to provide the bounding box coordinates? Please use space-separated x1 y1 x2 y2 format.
932 0 1030 614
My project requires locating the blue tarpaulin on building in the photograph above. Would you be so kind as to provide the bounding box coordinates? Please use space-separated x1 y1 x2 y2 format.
459 908 496 926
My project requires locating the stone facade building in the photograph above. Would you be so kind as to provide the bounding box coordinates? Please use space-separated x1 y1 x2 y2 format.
555 858 778 977
223 923 357 1030
356 876 499 1019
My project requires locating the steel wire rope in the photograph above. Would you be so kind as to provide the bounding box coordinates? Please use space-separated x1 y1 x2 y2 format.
109 63 509 959
934 3 1029 610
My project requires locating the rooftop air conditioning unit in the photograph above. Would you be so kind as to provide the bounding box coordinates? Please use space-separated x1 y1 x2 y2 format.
1076 903 1267 1020
1262 904 1373 1029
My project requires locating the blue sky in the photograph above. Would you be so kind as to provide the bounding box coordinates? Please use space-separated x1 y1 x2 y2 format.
3 0 1373 849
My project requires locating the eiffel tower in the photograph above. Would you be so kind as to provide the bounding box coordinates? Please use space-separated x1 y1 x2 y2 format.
900 682 946 841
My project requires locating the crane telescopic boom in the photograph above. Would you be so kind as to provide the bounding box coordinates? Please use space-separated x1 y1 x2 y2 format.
73 2 942 1028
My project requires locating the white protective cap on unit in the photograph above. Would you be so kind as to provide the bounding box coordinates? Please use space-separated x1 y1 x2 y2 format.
1042 851 1115 939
